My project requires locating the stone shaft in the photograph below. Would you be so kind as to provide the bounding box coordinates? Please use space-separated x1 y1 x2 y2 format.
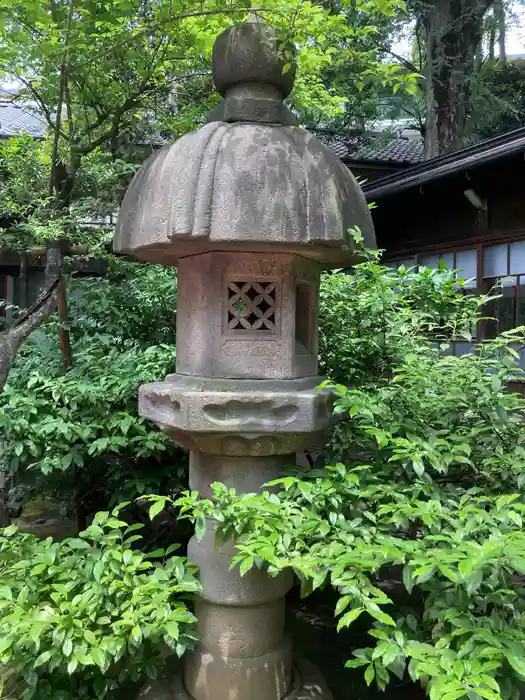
184 452 294 700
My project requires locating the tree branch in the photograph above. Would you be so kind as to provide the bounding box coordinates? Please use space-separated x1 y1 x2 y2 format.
0 279 58 392
49 0 75 198
81 6 272 66
16 78 56 133
382 48 419 74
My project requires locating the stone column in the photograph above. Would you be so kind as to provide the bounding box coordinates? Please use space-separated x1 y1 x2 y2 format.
186 454 293 700
115 19 375 700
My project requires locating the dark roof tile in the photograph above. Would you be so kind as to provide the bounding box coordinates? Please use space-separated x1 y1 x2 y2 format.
0 101 47 138
363 124 525 200
317 132 424 166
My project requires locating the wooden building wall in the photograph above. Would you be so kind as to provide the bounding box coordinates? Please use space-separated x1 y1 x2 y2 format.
371 152 525 257
369 150 525 375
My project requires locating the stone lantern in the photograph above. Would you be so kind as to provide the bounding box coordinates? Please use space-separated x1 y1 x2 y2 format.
115 20 375 700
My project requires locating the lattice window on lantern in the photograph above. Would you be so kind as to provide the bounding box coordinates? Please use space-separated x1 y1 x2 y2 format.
226 281 277 331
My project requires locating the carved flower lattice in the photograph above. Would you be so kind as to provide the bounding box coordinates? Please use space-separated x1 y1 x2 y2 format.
227 281 277 331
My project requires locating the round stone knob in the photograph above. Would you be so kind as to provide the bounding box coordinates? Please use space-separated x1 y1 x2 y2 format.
212 22 296 98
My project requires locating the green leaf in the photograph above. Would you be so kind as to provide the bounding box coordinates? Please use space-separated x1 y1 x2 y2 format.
402 565 414 594
337 607 364 631
195 517 207 541
91 647 106 669
0 585 13 601
63 638 73 657
441 691 467 700
166 622 179 640
34 651 52 667
84 630 97 645
366 605 396 627
470 689 501 700
364 664 375 686
335 595 351 617
93 559 104 583
507 654 525 679
239 556 254 576
491 376 502 392
149 499 166 521
68 539 91 550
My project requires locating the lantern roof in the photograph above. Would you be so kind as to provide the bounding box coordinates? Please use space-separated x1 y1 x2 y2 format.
114 21 375 266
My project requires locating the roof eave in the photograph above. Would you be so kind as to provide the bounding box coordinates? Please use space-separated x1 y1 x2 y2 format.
343 157 420 168
363 128 525 201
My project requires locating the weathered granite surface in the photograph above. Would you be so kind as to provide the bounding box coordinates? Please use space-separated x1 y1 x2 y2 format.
139 374 334 456
113 121 374 266
115 18 375 700
114 22 375 267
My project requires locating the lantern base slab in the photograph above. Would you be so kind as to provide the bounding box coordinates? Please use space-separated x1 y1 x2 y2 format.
137 657 333 700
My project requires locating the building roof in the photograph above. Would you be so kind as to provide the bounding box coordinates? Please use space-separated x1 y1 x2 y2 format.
0 101 47 138
363 124 525 200
0 97 426 168
316 131 424 166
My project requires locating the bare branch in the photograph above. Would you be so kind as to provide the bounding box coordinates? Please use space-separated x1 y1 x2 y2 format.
16 78 55 132
382 49 419 74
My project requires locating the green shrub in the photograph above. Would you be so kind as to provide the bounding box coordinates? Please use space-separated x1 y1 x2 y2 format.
152 257 525 700
318 256 483 386
66 262 177 348
0 506 200 700
0 260 184 520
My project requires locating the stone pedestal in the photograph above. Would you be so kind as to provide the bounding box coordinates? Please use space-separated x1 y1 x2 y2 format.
138 658 333 700
138 376 334 699
115 18 374 700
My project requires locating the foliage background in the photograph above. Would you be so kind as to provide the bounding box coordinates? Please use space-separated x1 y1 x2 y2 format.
0 260 185 525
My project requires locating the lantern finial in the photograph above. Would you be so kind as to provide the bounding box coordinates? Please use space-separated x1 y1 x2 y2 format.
208 22 298 125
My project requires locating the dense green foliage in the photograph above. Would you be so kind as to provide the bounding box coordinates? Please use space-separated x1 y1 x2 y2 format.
318 256 483 386
148 257 525 700
3 250 525 700
470 59 525 141
0 134 136 251
0 506 199 700
0 260 183 517
0 0 410 183
1 254 482 519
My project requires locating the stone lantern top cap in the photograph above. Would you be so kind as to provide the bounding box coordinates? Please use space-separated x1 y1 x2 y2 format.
212 21 296 99
207 21 298 125
113 20 376 265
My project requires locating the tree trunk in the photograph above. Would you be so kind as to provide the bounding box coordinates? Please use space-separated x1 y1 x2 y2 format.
19 255 28 310
0 245 61 393
489 22 496 60
494 0 506 64
0 464 10 528
423 0 494 159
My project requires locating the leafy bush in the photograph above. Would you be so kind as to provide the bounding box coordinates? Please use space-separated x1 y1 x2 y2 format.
0 506 200 700
66 261 177 347
0 260 183 521
318 255 483 386
151 258 525 700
